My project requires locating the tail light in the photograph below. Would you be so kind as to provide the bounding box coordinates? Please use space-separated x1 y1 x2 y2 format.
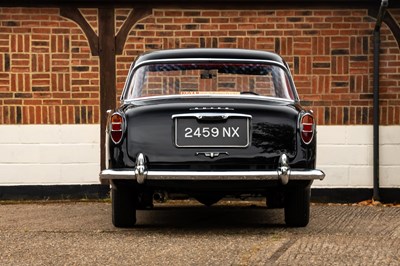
110 112 124 144
300 113 315 144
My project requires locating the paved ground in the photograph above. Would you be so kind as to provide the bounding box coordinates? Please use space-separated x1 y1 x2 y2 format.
0 200 399 265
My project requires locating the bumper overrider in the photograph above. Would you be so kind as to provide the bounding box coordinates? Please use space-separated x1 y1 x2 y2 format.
100 153 325 185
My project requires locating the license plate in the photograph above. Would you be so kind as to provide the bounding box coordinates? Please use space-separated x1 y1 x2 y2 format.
174 114 250 148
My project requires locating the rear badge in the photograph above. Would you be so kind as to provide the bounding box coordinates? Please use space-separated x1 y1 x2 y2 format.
195 152 229 158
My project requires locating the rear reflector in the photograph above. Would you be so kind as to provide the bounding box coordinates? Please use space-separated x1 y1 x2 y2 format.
300 113 315 144
110 113 124 144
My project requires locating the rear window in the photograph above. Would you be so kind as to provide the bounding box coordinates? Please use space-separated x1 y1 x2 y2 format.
123 63 295 100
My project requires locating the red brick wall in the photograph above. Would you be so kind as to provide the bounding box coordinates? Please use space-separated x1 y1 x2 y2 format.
0 8 99 124
1 7 399 125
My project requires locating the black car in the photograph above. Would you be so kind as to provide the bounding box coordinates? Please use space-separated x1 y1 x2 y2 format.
100 48 325 227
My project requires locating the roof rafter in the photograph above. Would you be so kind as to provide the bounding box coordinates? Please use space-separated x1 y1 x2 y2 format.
1 0 400 9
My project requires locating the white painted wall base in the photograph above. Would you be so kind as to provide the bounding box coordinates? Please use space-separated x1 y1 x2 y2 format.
0 125 100 185
315 125 400 189
0 125 399 188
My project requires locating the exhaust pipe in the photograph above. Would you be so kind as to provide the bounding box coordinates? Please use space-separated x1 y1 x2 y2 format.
153 191 166 202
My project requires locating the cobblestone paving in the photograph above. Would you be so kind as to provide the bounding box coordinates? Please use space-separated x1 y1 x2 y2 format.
0 201 399 265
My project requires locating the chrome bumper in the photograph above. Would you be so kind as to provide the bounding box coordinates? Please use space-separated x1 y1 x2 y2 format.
100 169 325 185
100 153 325 185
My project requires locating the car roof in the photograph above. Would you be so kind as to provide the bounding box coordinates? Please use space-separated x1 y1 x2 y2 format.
134 48 286 66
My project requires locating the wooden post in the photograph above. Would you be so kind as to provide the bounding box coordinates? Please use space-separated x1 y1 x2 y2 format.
98 8 116 170
60 7 152 171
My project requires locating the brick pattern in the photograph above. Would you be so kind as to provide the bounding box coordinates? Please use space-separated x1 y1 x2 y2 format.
117 9 400 126
1 7 399 125
0 8 99 124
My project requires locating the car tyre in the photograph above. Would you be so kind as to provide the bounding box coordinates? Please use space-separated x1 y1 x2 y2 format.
112 186 137 228
284 185 310 227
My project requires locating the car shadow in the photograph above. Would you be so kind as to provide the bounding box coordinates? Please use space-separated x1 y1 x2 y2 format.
131 203 286 233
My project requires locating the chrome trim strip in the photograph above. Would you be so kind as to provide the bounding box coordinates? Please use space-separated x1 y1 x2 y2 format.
132 58 288 74
172 113 252 119
100 169 325 181
121 58 299 103
189 107 234 111
123 94 295 105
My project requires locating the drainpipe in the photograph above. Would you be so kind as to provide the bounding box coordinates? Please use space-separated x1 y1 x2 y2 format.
373 0 388 201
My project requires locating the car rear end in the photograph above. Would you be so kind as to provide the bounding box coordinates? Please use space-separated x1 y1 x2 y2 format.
100 49 325 227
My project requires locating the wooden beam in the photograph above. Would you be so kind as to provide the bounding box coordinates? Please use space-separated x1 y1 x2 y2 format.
385 11 400 48
115 8 153 55
60 7 152 170
98 8 116 170
4 0 400 9
60 7 99 56
369 9 400 48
